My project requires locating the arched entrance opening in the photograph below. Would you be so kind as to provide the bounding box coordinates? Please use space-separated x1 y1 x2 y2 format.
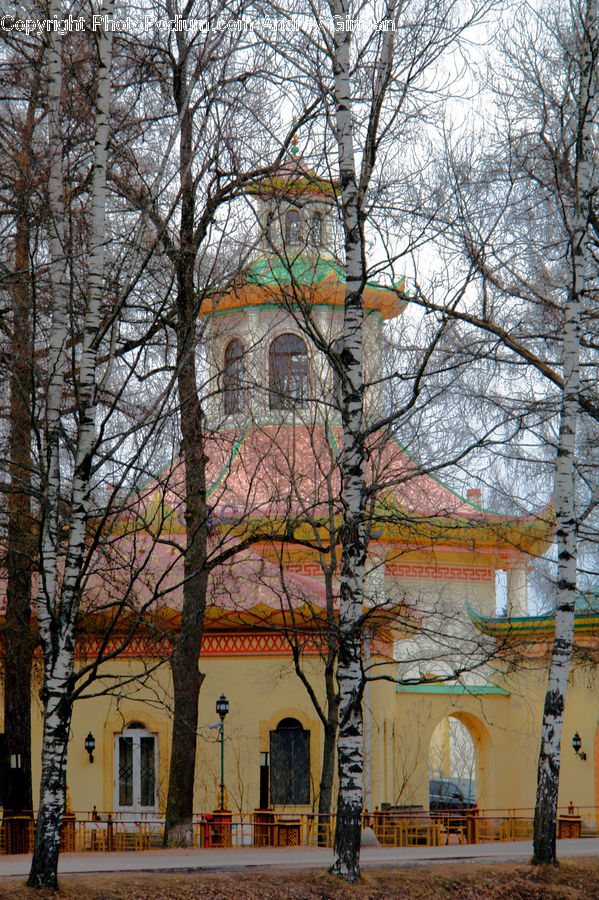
269 717 310 807
429 715 476 808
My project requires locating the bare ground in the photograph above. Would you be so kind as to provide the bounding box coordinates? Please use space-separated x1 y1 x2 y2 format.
0 859 598 900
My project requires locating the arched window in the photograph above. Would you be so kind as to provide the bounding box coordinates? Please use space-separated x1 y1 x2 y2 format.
269 718 310 806
284 209 301 245
265 211 277 247
331 337 343 410
269 333 308 409
310 212 323 246
223 338 245 415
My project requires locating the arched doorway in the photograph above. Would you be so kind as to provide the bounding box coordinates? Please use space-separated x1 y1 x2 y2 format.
429 715 476 807
269 717 310 806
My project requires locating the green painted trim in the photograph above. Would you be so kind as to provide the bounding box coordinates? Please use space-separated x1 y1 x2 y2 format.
207 301 382 320
243 254 402 291
466 601 599 638
326 425 341 460
207 425 249 499
395 683 510 696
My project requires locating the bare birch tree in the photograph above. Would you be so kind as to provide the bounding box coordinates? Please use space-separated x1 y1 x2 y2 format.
269 0 495 879
27 0 116 885
401 0 599 865
18 0 185 885
533 0 596 865
0 32 45 817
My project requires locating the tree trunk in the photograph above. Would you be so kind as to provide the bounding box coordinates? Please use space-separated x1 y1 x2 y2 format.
532 0 595 865
163 70 209 842
318 563 340 843
332 618 365 881
27 682 73 888
28 3 113 886
163 303 208 842
4 84 38 816
317 720 338 844
329 0 368 880
165 660 206 842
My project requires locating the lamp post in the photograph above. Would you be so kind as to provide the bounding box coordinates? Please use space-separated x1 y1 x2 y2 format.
216 694 229 810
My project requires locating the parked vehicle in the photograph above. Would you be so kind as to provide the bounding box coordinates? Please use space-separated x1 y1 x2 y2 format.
429 778 476 812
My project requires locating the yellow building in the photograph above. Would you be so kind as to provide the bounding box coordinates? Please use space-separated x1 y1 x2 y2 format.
19 155 599 835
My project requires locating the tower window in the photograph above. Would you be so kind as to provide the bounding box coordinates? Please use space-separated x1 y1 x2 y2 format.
265 212 277 247
269 718 310 806
284 209 301 245
223 338 245 415
310 212 323 246
269 333 308 410
331 337 343 410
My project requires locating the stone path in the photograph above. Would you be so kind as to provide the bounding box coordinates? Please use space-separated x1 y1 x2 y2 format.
1 838 598 880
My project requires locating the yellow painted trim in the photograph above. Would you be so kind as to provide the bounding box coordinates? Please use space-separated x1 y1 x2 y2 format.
202 281 405 321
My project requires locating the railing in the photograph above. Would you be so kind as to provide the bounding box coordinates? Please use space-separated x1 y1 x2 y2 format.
0 804 593 854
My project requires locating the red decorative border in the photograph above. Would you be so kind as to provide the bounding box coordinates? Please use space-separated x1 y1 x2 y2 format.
385 563 492 582
286 563 327 578
201 632 321 656
73 631 323 659
75 635 172 660
287 561 493 582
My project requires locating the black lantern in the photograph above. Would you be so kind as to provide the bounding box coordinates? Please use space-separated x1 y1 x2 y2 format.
85 732 96 763
216 694 229 721
215 694 229 811
572 732 586 760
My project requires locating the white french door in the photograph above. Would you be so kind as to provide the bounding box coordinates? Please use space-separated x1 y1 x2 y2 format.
114 724 158 816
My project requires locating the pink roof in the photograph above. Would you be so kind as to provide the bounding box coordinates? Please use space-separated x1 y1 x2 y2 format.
0 427 549 622
130 425 490 528
0 537 329 624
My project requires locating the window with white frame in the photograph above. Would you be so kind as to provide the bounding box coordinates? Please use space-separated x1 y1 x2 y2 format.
269 333 308 409
223 338 245 415
114 723 157 814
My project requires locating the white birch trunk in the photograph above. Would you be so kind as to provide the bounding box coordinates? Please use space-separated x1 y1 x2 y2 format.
329 0 367 881
532 0 597 866
28 4 114 887
326 0 398 879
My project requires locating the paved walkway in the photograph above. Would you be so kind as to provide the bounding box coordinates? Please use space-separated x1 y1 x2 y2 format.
1 839 599 879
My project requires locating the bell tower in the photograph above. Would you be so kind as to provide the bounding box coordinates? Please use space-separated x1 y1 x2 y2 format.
251 143 338 260
202 149 406 431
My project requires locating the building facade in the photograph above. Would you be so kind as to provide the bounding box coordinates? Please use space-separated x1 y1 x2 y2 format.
10 154 599 831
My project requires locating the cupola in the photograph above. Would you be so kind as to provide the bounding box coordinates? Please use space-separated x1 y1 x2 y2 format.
246 142 337 259
202 146 407 430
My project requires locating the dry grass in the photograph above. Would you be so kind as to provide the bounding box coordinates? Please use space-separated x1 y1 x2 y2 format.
1 859 599 900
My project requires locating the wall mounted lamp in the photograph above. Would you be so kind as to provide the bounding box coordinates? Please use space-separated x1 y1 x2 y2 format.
85 731 96 763
572 732 586 760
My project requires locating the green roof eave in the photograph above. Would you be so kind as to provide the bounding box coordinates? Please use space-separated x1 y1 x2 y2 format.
466 601 599 639
206 300 383 321
395 682 510 695
245 255 401 293
246 174 339 200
